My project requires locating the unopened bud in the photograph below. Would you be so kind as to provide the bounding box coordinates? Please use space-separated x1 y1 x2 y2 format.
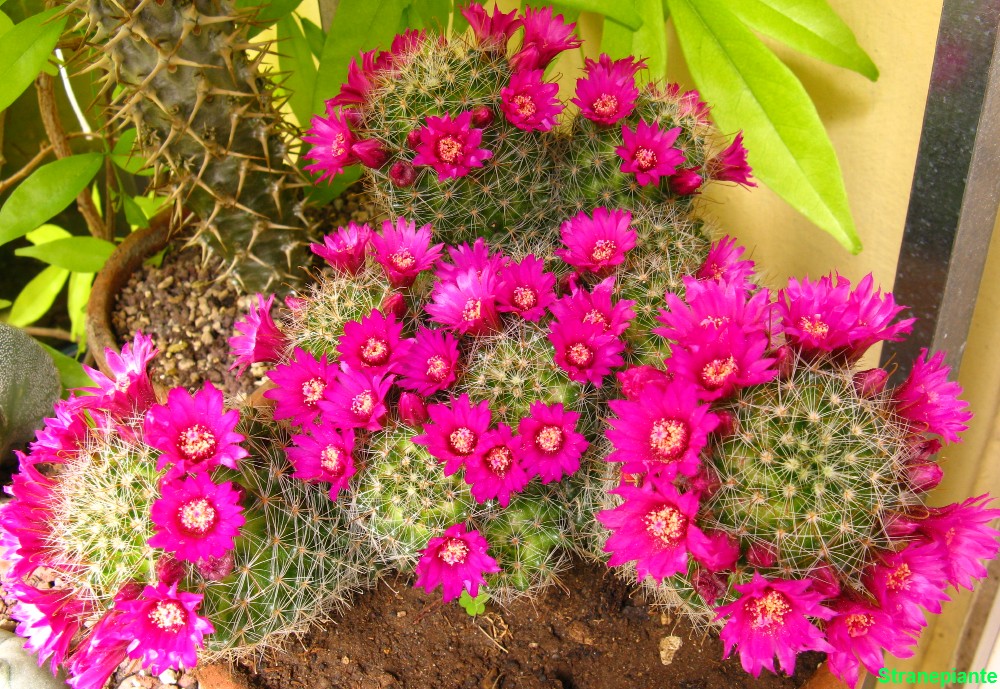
399 392 429 427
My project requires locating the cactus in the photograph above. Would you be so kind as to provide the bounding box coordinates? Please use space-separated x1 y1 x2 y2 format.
77 0 310 293
0 323 61 460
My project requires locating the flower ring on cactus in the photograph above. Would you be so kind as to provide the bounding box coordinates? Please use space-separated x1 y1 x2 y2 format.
265 347 340 428
311 221 374 274
412 111 494 180
555 208 638 275
148 472 245 563
287 424 358 500
501 69 563 132
413 394 493 476
414 524 501 602
229 293 286 377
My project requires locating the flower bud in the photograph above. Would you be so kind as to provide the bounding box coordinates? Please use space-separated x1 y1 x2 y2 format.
389 160 417 188
713 410 737 438
773 345 794 379
853 368 889 397
471 105 495 128
399 392 429 427
406 129 422 150
746 541 777 568
352 139 388 169
381 292 407 318
617 365 670 401
884 511 921 539
669 167 703 195
197 553 235 582
808 562 841 599
906 461 944 493
155 555 187 586
692 569 728 605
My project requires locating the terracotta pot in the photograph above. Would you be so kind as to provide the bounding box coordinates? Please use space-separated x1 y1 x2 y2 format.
86 212 172 377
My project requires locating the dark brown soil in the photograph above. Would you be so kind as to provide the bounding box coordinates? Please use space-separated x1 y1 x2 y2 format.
237 560 822 689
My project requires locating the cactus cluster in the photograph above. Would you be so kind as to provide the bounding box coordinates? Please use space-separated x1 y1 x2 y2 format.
76 0 310 292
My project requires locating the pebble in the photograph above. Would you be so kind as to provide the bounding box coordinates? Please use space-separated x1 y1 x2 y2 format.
157 670 177 685
0 629 69 689
659 636 682 665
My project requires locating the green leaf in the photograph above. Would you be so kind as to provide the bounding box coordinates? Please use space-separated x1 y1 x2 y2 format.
724 0 877 80
38 342 92 393
236 0 303 36
26 223 69 244
451 0 469 37
557 0 641 29
300 17 326 58
666 0 861 253
0 7 66 113
0 153 105 247
111 128 153 176
15 236 116 272
67 272 92 346
306 166 362 205
313 0 410 116
632 0 666 80
122 194 149 228
458 590 489 616
0 10 14 37
277 15 318 128
132 193 171 220
8 265 68 327
0 299 11 310
414 0 450 32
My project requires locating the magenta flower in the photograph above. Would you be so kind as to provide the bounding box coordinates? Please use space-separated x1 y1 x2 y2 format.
777 274 853 354
617 121 685 187
863 542 950 631
264 348 339 428
65 607 130 689
496 254 557 321
397 327 461 396
549 319 624 386
414 523 501 602
509 6 582 71
707 132 756 186
310 222 372 274
318 365 394 432
228 293 287 376
617 365 671 401
330 50 380 108
426 268 502 336
412 111 493 180
825 599 918 688
385 29 426 70
598 474 737 583
412 394 492 475
115 583 214 674
338 309 408 375
657 277 773 344
149 472 245 563
669 166 704 195
893 349 972 442
461 3 521 49
715 573 834 677
697 236 756 289
555 208 637 274
463 424 530 507
844 274 915 356
571 54 643 125
303 106 358 181
372 217 444 287
550 276 636 337
500 69 562 132
916 495 1000 590
28 394 92 464
662 83 712 122
144 382 248 477
0 456 56 580
436 237 507 284
667 329 777 400
286 424 357 500
606 381 718 478
8 581 90 673
518 401 588 483
82 331 158 417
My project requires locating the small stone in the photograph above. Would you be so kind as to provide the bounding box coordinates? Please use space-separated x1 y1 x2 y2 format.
659 635 682 665
0 629 68 689
158 669 178 684
341 656 350 665
395 610 406 618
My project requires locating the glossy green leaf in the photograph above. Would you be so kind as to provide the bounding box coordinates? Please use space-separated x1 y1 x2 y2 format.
0 7 65 113
667 0 861 252
0 299 11 310
15 236 115 272
236 0 302 36
0 153 104 247
724 0 877 80
0 10 14 37
300 17 326 58
8 265 68 327
601 17 636 60
132 194 171 220
312 0 410 116
67 272 92 345
25 223 69 244
278 15 317 128
111 128 153 176
122 194 149 228
414 0 450 32
632 0 666 80
451 0 469 37
38 342 92 393
305 166 362 206
556 0 641 29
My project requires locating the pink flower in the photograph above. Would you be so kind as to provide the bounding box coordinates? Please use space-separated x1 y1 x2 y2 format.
0 455 56 579
426 268 502 336
286 424 357 500
397 327 461 396
310 222 372 274
661 83 712 122
412 111 493 180
500 69 562 131
83 331 158 417
916 495 1000 590
144 382 248 477
617 365 671 401
715 573 834 677
667 328 777 400
518 401 588 483
461 3 521 49
303 106 358 181
550 276 636 337
436 238 507 284
318 365 394 431
330 50 380 108
66 606 130 689
777 274 853 354
338 309 408 374
707 132 756 186
264 348 339 427
385 29 426 70
115 583 214 674
606 381 718 478
509 6 582 71
617 121 685 186
352 138 388 168
549 319 624 386
844 274 915 356
8 581 90 673
149 472 245 563
825 598 918 688
598 474 737 583
28 394 92 464
572 53 643 125
697 236 756 289
372 217 444 287
497 254 556 321
414 523 501 602
412 394 492 475
656 277 773 344
228 293 286 376
463 424 530 507
893 349 972 442
863 542 950 631
555 208 637 274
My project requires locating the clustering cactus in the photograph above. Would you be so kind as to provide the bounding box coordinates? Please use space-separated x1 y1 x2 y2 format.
0 323 61 460
77 0 310 292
